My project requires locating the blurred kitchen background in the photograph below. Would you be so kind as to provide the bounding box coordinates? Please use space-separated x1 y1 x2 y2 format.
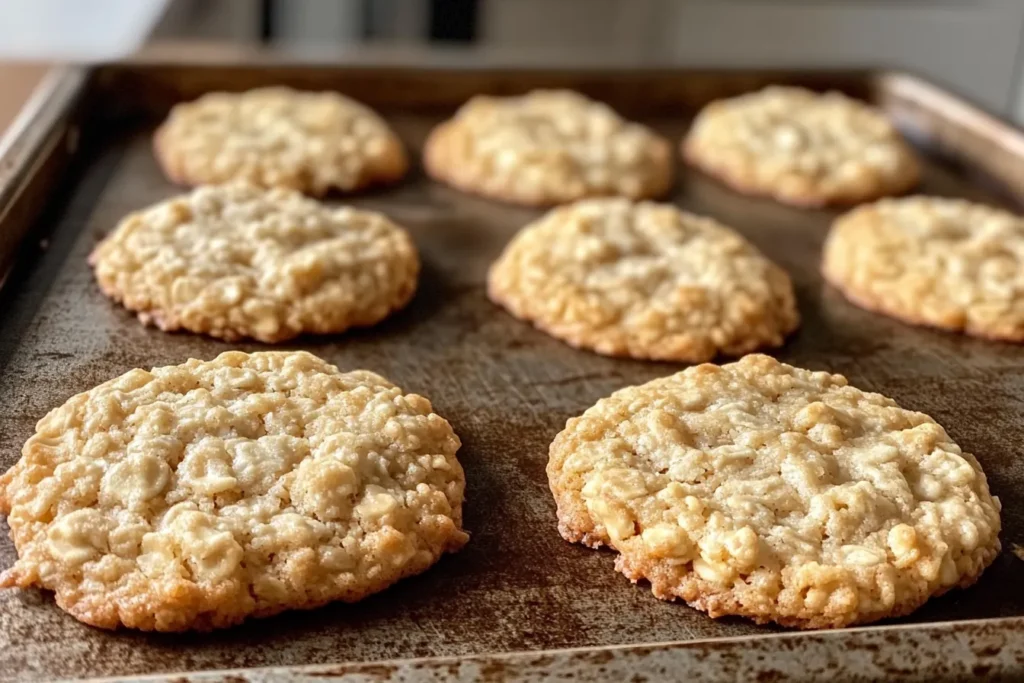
3 0 1024 125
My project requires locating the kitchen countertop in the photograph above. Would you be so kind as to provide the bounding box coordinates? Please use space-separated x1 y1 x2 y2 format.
0 64 49 135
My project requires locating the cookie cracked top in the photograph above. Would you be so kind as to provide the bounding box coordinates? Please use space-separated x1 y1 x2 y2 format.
548 354 1001 628
154 87 408 195
424 89 673 205
89 183 419 342
823 196 1024 341
684 86 919 206
488 198 799 361
0 351 468 631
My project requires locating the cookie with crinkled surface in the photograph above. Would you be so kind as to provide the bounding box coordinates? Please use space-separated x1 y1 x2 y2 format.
88 183 418 343
548 354 1001 629
823 196 1024 341
683 86 919 207
424 90 673 206
0 351 468 631
487 198 798 362
154 87 407 195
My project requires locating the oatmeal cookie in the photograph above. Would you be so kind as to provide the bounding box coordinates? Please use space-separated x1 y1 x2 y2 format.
487 198 798 362
548 354 1001 629
89 183 419 343
0 351 468 631
424 90 673 206
823 196 1024 341
154 87 407 195
683 86 919 207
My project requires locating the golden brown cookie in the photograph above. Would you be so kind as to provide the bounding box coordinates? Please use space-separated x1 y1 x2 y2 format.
548 354 1001 629
424 90 673 206
683 86 919 207
154 87 407 195
0 351 468 631
89 183 419 343
487 198 799 361
823 196 1024 341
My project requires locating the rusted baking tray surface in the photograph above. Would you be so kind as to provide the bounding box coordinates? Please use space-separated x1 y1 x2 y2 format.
1 59 1024 682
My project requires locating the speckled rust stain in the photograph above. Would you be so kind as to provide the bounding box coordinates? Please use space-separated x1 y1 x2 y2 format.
1 66 1024 682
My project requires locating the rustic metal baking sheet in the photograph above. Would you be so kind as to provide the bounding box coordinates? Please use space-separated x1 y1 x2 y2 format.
86 618 1024 682
1 62 1024 682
